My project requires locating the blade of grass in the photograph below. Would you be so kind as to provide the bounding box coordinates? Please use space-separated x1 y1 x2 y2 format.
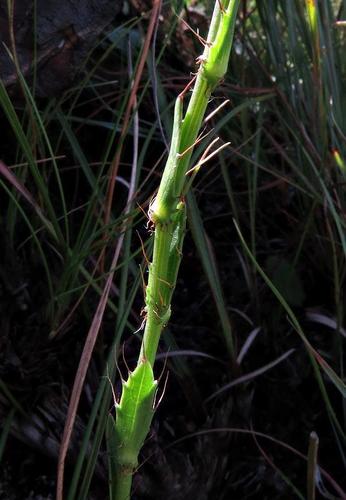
307 431 319 500
206 348 295 402
167 427 346 498
234 220 346 436
0 81 62 242
187 190 235 360
0 408 15 463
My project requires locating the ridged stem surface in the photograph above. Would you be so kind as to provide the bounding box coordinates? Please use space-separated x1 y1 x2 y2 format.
111 2 240 499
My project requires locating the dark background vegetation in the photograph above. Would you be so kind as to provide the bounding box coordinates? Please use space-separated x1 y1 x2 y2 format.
0 0 345 498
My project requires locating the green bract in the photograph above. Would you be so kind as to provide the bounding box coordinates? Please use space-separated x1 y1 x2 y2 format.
203 0 240 89
149 97 183 225
107 360 157 499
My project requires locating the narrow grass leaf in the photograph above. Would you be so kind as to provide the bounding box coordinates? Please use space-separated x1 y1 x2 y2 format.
206 348 295 402
234 220 346 436
187 191 235 360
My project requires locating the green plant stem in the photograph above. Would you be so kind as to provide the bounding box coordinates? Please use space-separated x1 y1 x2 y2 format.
110 2 240 498
112 472 132 500
139 223 175 365
140 0 239 365
140 203 186 364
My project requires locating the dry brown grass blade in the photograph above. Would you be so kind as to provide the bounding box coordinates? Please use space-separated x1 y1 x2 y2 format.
0 159 53 234
103 0 161 230
56 233 125 500
0 160 40 212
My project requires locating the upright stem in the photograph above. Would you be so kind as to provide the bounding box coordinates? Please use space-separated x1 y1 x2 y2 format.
111 2 240 499
139 221 176 365
139 0 240 367
138 76 211 366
